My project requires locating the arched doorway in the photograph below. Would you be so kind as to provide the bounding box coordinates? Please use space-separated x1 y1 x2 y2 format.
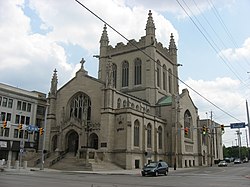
66 130 79 154
89 133 98 150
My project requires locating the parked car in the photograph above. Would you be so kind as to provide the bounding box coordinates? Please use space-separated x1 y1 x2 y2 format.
218 160 228 167
234 158 241 164
243 158 249 163
141 161 169 176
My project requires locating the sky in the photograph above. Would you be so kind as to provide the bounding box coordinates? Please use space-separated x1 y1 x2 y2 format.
0 0 250 148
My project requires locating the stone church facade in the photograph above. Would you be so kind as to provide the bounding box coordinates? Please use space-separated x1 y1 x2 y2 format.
44 11 201 169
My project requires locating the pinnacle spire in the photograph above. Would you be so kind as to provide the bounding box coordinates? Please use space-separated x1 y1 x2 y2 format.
145 10 155 36
169 33 177 49
50 69 58 96
100 24 109 46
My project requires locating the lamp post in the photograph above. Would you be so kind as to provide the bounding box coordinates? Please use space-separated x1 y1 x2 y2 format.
40 103 49 170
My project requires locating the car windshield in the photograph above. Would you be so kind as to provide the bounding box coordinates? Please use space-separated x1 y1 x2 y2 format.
146 162 157 168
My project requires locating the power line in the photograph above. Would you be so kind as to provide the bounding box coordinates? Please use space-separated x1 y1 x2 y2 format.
177 0 245 85
75 0 242 122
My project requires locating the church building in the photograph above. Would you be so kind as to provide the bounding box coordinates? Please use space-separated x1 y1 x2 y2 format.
44 10 201 169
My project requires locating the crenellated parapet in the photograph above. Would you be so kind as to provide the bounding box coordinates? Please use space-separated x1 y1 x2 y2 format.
105 37 146 54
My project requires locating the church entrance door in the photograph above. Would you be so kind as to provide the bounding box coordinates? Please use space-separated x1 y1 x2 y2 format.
67 130 79 154
89 133 98 150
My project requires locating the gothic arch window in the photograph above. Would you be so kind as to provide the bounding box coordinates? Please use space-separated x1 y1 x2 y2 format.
122 61 129 87
131 103 135 108
184 110 192 138
134 120 140 147
158 126 163 149
123 100 127 108
168 68 172 93
163 65 167 91
136 105 139 110
147 123 152 148
134 58 142 85
69 92 91 121
117 98 121 109
112 63 117 88
156 60 161 88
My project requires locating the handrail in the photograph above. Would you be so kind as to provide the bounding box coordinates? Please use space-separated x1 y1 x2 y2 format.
49 149 69 166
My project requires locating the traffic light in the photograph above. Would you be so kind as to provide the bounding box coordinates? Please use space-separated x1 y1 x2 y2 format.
3 121 7 128
220 124 224 132
39 128 44 135
18 124 23 131
184 127 189 135
202 126 206 135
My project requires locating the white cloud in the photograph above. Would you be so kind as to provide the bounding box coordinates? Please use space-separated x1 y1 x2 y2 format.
219 37 250 61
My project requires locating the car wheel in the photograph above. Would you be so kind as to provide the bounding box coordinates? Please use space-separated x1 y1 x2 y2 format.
142 173 145 176
164 171 168 176
154 171 159 177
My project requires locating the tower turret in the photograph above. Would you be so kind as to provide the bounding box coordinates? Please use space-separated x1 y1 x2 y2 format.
98 24 110 81
169 33 177 63
145 10 156 46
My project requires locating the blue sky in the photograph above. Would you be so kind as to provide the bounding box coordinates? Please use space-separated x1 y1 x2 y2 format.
0 0 250 147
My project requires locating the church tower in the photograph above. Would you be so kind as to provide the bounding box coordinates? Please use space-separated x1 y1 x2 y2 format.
45 69 58 151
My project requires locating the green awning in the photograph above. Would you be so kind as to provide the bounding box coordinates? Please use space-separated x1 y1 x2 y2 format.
157 96 172 106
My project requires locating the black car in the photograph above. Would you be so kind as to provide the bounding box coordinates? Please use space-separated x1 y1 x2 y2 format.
141 161 168 176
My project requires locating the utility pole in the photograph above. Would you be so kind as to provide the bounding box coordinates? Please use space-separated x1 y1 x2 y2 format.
246 129 248 147
210 111 213 166
174 95 180 170
236 129 242 159
246 100 250 147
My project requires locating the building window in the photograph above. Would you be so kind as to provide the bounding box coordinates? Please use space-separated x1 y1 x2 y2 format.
163 65 167 91
123 100 127 108
184 110 192 139
37 105 45 115
168 69 172 93
14 129 18 138
1 112 6 121
26 116 30 125
117 98 121 109
122 61 129 87
2 97 7 107
0 96 2 106
22 102 27 111
134 58 142 85
112 63 117 88
4 128 9 137
147 124 152 148
8 99 13 108
134 120 140 147
0 127 3 136
24 131 28 139
156 60 161 87
27 103 32 112
21 116 25 124
15 115 20 124
69 92 91 121
158 126 163 149
17 101 22 110
19 130 24 139
6 113 11 121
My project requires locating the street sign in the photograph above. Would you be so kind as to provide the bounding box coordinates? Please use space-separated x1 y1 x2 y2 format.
230 122 246 129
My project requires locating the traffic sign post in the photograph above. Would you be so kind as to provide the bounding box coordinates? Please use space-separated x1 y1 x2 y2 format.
230 122 246 129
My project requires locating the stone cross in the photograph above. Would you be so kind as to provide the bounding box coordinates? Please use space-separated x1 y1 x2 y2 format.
80 58 85 69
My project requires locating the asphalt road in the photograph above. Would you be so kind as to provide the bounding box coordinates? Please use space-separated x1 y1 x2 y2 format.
0 162 249 187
